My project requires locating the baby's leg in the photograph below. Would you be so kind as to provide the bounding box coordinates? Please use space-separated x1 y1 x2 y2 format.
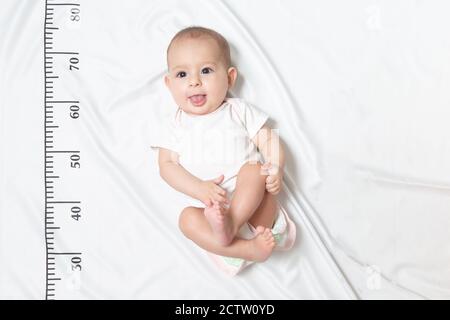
179 206 275 262
205 161 276 246
248 190 278 231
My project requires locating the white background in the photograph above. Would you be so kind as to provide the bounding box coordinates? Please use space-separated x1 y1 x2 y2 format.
1 0 449 299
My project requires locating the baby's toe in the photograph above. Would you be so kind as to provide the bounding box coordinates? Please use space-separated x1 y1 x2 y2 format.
263 228 272 238
255 226 265 235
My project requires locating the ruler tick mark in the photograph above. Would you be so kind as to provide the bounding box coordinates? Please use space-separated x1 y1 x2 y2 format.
47 150 80 153
48 201 81 204
48 3 80 6
49 252 82 256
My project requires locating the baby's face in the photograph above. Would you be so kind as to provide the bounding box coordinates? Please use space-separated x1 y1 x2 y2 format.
165 36 237 116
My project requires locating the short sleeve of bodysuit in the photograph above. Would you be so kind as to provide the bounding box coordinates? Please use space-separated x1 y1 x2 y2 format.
233 98 269 139
150 116 179 154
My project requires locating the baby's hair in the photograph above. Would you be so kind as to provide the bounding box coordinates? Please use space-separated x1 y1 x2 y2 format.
166 26 231 68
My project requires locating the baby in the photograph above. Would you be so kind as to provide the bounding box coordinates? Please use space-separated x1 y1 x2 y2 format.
154 26 286 263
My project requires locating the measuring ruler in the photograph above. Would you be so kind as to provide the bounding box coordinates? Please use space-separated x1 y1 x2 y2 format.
44 0 83 300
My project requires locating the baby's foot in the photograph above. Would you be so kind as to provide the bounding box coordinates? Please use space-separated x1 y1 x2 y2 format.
247 226 276 262
204 202 234 246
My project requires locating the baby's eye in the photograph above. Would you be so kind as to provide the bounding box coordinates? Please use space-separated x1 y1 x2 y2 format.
176 71 187 78
201 67 213 74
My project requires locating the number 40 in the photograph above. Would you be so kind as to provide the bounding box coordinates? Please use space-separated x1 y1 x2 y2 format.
71 206 81 221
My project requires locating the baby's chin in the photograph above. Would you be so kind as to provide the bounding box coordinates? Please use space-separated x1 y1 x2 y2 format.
182 103 220 116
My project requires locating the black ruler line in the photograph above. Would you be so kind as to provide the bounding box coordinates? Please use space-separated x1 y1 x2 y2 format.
44 0 50 301
44 0 82 300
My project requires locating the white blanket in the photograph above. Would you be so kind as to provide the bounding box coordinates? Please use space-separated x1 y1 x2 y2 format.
1 0 449 299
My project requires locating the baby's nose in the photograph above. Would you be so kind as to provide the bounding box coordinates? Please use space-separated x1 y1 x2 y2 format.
189 76 201 87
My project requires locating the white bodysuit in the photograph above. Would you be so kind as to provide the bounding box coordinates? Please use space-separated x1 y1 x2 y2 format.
151 97 268 207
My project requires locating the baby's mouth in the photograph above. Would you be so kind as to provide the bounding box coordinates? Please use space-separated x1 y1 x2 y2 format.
189 94 207 107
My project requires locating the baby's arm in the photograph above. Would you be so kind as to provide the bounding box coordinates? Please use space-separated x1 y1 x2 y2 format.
251 124 285 170
251 124 285 195
158 147 228 206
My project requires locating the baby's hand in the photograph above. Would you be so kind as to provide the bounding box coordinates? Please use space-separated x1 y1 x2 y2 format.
198 174 229 207
261 162 283 195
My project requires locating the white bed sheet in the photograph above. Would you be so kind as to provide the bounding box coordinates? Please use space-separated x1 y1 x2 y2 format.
1 0 449 299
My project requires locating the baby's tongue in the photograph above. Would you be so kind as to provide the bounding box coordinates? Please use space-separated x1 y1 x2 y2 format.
190 94 206 105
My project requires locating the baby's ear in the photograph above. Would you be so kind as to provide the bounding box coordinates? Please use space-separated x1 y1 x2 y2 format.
227 67 237 88
164 74 170 87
